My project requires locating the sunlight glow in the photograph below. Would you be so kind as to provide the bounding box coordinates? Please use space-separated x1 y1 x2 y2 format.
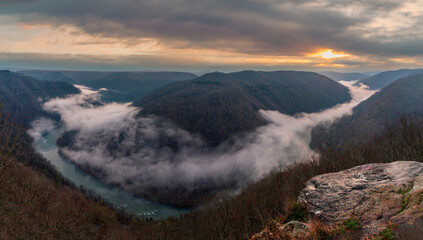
319 49 349 59
0 16 373 70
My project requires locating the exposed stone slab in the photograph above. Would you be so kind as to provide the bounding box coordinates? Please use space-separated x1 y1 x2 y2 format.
298 161 423 235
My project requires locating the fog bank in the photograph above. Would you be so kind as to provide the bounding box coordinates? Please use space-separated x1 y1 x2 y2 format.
29 81 375 202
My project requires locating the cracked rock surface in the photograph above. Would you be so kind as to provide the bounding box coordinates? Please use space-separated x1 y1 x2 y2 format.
298 161 423 235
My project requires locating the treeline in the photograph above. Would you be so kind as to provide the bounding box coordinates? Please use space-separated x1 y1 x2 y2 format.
0 108 63 181
0 70 79 124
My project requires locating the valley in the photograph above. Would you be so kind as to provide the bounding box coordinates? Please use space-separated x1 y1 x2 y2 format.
3 1 423 238
1 67 423 239
28 74 373 207
34 123 187 219
311 73 423 149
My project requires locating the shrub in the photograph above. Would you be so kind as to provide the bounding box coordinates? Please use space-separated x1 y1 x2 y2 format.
378 228 395 240
284 202 308 223
89 204 118 226
343 218 362 231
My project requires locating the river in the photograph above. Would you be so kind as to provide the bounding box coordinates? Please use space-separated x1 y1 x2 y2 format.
34 123 188 220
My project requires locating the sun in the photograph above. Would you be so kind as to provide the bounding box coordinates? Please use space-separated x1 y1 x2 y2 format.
318 49 348 59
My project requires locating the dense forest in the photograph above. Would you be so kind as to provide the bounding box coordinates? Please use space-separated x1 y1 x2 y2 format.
0 70 79 124
135 70 351 146
19 70 197 102
19 70 110 84
319 71 369 81
355 68 423 90
311 73 423 149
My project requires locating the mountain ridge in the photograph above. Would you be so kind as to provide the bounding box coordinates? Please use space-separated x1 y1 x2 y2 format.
319 71 369 81
311 73 423 149
19 70 197 102
355 68 423 90
0 70 80 124
135 70 352 145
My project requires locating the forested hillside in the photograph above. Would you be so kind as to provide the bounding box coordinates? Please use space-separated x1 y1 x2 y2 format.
0 111 139 239
311 74 423 149
319 71 369 81
0 71 79 124
84 71 197 102
18 70 110 84
135 70 352 145
20 70 197 102
355 68 423 90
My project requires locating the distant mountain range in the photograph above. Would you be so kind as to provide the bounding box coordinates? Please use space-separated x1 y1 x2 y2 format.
355 68 423 90
19 70 197 102
84 72 198 102
0 70 80 124
18 70 112 84
319 71 369 81
311 73 423 149
135 70 352 146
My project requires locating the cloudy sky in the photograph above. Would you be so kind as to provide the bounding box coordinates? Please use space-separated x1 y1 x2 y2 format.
1 0 423 72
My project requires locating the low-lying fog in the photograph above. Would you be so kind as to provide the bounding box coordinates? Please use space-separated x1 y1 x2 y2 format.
29 81 376 201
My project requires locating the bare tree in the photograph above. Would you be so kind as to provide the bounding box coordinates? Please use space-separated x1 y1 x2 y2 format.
0 102 24 175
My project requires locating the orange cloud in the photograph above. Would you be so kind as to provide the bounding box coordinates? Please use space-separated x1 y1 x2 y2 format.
308 49 349 59
1 19 377 70
314 63 346 68
277 59 312 64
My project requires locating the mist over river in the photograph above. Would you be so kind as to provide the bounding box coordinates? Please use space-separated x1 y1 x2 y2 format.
29 81 375 213
33 123 188 219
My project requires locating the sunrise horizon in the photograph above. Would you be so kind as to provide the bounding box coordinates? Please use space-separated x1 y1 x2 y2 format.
2 1 423 72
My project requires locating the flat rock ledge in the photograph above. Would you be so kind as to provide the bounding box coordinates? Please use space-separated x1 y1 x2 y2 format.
298 161 423 236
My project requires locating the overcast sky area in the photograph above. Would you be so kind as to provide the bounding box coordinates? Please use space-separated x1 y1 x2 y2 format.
1 0 423 72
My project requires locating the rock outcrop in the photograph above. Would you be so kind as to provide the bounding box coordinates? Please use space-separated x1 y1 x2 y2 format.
251 221 311 240
298 161 423 235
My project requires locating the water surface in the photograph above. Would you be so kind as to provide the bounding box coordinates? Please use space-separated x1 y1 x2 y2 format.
34 124 188 220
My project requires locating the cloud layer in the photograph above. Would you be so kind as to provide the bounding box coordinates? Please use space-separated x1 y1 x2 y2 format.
0 0 412 55
29 82 376 203
1 0 423 70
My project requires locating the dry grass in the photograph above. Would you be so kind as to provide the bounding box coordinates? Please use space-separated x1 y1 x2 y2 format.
0 159 141 239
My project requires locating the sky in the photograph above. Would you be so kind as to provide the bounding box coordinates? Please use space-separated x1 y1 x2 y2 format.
1 0 423 72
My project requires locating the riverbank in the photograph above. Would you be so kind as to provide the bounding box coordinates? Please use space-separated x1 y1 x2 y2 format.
33 122 188 220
